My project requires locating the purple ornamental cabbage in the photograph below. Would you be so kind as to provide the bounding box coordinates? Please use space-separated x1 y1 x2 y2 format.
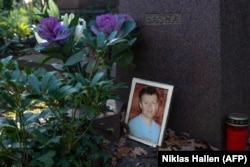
91 13 133 36
38 16 69 46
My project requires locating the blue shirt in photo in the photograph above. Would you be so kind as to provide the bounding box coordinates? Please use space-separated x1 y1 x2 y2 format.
128 114 161 144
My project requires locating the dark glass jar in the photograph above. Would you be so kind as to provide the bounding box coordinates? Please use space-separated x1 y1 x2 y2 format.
226 113 248 151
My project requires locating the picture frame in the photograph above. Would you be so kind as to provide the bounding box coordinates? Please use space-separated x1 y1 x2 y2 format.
125 78 174 147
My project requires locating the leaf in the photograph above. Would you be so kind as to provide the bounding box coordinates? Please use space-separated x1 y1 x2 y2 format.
23 113 39 124
74 73 86 84
47 75 60 94
55 86 78 99
131 147 147 158
108 31 118 41
83 29 96 48
1 91 17 108
28 74 41 93
111 81 128 90
194 140 209 150
41 71 56 92
68 16 79 27
1 56 13 67
29 150 56 167
10 70 20 80
29 129 49 145
115 147 131 158
127 37 137 46
113 49 134 68
51 63 64 71
120 20 136 38
48 0 60 19
165 128 177 138
107 38 128 45
20 98 33 109
180 139 195 151
180 131 190 138
97 32 105 47
65 51 84 66
1 125 18 136
35 45 60 54
91 72 104 85
115 137 127 147
165 137 187 149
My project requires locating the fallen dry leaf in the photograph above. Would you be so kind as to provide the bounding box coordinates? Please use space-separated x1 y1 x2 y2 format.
115 147 131 158
180 139 195 151
165 137 187 148
165 128 176 138
115 137 127 147
131 147 148 158
180 131 190 138
194 140 209 150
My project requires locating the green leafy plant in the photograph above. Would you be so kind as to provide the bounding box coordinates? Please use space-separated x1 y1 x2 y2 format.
0 56 118 166
0 0 139 166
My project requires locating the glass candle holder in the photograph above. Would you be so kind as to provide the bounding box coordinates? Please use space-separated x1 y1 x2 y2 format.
226 113 248 151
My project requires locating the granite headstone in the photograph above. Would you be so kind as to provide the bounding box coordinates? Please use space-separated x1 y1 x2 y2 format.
118 0 250 149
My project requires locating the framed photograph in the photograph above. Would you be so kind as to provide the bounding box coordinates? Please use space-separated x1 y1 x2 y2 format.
125 78 174 147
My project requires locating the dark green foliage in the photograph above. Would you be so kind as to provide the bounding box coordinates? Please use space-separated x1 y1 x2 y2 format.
0 56 117 166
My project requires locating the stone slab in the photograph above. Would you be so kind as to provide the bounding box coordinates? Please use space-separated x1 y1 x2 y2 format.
118 0 250 149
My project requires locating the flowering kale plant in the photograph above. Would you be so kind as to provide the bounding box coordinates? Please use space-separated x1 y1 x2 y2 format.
34 0 137 76
37 16 70 46
90 13 133 36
